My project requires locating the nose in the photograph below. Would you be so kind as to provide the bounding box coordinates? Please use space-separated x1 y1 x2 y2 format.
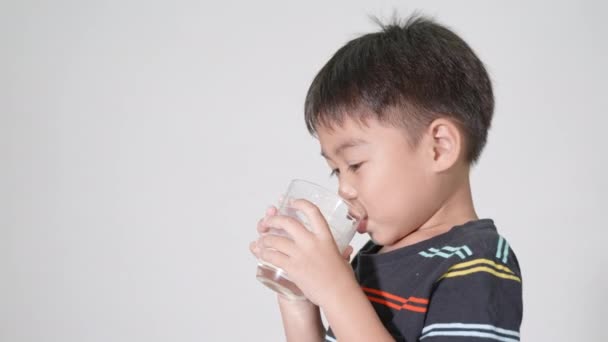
338 179 357 201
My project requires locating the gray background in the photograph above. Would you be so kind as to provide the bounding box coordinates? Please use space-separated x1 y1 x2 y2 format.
2 0 606 341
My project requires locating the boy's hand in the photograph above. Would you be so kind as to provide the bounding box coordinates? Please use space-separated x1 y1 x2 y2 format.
250 205 354 264
255 199 358 306
250 205 356 341
249 206 279 260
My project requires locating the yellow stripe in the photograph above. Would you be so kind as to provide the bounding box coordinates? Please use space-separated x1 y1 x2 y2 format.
448 258 515 274
440 266 522 283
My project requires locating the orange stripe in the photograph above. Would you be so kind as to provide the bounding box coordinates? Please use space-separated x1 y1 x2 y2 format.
362 287 407 303
401 303 427 313
367 296 402 310
366 296 428 313
408 297 429 304
362 287 429 305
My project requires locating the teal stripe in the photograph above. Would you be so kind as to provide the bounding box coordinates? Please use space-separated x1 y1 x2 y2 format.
442 246 464 259
419 245 473 260
422 323 520 337
502 241 510 264
420 250 453 259
496 236 504 259
447 245 473 256
420 330 519 342
325 335 337 342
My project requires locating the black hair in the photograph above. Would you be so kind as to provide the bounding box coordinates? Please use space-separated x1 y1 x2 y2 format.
304 14 494 163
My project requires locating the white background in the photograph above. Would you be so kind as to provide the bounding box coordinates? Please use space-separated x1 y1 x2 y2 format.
2 1 606 341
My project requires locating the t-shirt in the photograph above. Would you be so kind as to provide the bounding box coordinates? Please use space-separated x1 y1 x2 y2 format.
325 219 523 341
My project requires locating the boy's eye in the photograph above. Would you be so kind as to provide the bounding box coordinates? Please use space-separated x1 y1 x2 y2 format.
329 163 363 178
349 163 362 172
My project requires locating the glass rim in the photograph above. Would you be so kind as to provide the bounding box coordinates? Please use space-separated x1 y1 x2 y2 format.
287 178 361 221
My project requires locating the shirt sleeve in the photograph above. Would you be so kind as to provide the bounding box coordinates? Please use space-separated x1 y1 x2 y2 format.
419 250 523 341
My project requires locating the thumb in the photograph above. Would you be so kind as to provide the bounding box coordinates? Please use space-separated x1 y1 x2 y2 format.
342 245 354 262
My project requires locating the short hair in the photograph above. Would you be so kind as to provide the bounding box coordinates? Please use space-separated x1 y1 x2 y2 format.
304 14 494 163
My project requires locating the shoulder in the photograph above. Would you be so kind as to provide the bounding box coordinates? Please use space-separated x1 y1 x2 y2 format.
421 220 523 338
419 219 522 285
447 219 522 279
413 219 521 277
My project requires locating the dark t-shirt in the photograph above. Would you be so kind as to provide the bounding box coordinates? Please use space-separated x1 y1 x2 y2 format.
325 219 523 341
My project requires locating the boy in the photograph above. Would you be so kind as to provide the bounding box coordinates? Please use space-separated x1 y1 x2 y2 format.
250 14 522 341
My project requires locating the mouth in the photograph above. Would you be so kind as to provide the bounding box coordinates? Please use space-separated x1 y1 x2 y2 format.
356 217 368 234
346 203 367 234
348 211 368 234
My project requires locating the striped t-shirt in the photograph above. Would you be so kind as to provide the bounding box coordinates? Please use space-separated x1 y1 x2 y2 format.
325 219 523 341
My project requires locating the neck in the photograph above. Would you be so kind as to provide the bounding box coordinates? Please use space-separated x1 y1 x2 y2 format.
381 171 478 253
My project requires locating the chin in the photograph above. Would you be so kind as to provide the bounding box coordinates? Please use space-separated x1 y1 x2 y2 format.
368 232 385 246
369 232 399 248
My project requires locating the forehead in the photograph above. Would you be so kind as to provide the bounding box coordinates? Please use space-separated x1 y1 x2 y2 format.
317 116 370 145
317 116 409 159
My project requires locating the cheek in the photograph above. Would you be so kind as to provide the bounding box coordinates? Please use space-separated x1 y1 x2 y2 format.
364 157 426 222
362 161 408 214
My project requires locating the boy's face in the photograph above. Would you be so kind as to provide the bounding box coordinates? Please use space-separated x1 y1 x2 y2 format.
317 115 440 247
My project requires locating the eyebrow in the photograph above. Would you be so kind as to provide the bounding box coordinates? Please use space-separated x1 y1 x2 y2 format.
320 139 368 160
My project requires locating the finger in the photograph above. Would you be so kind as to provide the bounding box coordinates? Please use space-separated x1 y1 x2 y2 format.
257 217 269 234
259 248 289 270
263 214 311 242
257 206 280 234
289 199 332 239
250 241 260 258
259 234 297 256
265 205 278 217
342 245 353 261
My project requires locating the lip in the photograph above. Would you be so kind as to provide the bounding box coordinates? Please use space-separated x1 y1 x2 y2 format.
356 217 368 234
347 206 367 233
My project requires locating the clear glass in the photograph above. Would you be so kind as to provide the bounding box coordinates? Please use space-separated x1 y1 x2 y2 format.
256 179 361 300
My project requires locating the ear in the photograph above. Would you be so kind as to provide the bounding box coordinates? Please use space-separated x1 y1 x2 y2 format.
425 118 463 172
